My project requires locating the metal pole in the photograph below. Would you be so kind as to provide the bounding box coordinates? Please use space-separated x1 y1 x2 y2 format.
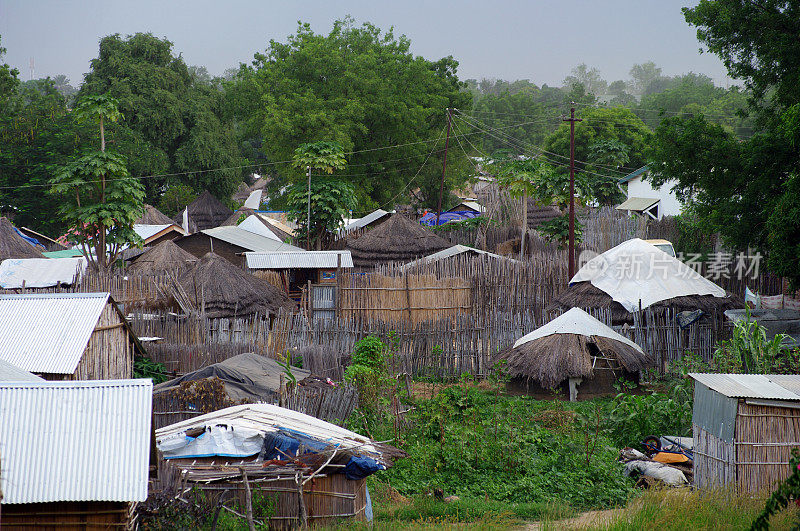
563 104 581 278
436 108 452 227
307 165 311 250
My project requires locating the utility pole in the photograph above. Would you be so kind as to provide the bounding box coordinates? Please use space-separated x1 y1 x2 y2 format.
563 103 582 278
435 108 452 227
306 165 312 250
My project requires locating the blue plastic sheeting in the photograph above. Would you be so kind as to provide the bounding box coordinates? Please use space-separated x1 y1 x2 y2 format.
13 227 45 250
419 211 481 226
260 429 329 460
344 455 385 480
365 487 373 522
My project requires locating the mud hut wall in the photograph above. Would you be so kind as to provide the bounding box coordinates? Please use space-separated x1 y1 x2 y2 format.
734 400 800 492
0 501 129 528
73 302 133 380
174 233 246 267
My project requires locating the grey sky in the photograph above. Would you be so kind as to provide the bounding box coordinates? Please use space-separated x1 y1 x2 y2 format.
0 0 733 89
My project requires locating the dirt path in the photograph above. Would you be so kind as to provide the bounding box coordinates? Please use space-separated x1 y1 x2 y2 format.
523 508 622 530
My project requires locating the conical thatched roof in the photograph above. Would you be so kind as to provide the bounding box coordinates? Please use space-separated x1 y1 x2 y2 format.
179 252 295 318
174 190 232 232
0 217 45 260
128 240 198 275
495 308 653 389
232 182 252 203
137 204 174 225
527 200 561 228
346 213 451 268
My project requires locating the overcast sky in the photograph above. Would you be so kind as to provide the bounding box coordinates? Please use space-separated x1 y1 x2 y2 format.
0 0 733 89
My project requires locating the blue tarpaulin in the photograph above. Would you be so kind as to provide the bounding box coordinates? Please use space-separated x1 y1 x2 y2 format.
419 211 481 226
344 455 385 480
13 227 45 250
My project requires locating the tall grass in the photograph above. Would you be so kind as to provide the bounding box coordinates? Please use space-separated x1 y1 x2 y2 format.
569 487 799 531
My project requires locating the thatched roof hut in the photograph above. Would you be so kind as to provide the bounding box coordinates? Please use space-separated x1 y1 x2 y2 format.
527 200 561 228
137 204 174 225
174 190 232 233
127 240 198 275
0 217 45 260
232 182 252 204
346 213 451 268
496 307 653 396
548 238 741 323
179 252 295 318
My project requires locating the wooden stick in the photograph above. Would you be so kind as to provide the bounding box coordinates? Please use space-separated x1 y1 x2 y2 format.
239 467 256 531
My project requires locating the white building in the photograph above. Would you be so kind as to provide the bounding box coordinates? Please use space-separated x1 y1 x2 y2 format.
616 166 683 220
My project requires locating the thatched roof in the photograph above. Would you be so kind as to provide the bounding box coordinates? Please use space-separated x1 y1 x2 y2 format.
174 190 232 232
137 204 174 225
495 308 653 388
548 281 742 324
128 239 198 275
178 252 295 318
232 182 252 203
0 217 45 260
346 213 451 267
527 200 561 228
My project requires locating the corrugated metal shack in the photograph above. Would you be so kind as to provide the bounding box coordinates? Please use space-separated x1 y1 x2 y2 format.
155 403 405 528
246 250 353 301
0 379 152 527
691 373 800 491
0 292 143 380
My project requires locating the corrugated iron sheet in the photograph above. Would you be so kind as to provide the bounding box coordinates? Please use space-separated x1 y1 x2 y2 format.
0 379 152 504
246 251 353 269
400 244 515 271
343 209 390 231
690 373 800 400
693 380 738 443
0 292 109 374
202 226 305 252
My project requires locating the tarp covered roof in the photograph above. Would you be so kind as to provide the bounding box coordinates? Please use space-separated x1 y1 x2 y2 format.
514 307 643 351
0 257 86 289
570 238 726 313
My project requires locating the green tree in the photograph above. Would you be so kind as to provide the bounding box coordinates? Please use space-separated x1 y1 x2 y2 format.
289 141 349 248
563 64 607 96
79 33 244 202
49 96 144 271
636 73 726 129
628 61 664 95
232 18 472 211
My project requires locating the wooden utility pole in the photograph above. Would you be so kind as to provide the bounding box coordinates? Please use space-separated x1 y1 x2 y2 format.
435 108 453 227
563 104 582 278
306 165 312 250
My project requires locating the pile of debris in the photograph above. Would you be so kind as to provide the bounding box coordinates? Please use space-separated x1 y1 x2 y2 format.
619 436 693 488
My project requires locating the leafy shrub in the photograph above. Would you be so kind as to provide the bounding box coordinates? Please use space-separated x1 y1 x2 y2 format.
604 390 692 448
345 336 397 417
133 356 170 384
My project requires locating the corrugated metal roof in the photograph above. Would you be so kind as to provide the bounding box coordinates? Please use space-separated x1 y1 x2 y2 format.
690 373 800 400
133 223 185 243
0 379 152 504
343 209 390 232
616 197 660 212
618 165 649 183
400 244 516 271
0 292 109 374
202 226 305 252
246 251 353 269
0 359 44 382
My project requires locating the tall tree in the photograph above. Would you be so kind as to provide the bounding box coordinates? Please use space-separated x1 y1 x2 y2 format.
231 18 472 213
79 33 244 203
563 64 607 96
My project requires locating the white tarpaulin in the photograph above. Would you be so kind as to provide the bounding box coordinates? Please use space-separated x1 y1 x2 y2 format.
513 307 644 351
571 238 726 313
243 189 263 210
0 257 87 288
158 424 264 459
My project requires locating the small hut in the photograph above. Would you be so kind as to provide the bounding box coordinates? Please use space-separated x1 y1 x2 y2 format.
155 403 404 528
128 239 198 275
691 373 800 491
178 252 296 318
137 204 175 225
346 213 451 268
0 292 143 380
548 238 741 323
174 190 233 232
222 209 294 242
496 308 653 400
527 200 562 228
0 379 151 528
232 182 252 203
0 217 45 260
